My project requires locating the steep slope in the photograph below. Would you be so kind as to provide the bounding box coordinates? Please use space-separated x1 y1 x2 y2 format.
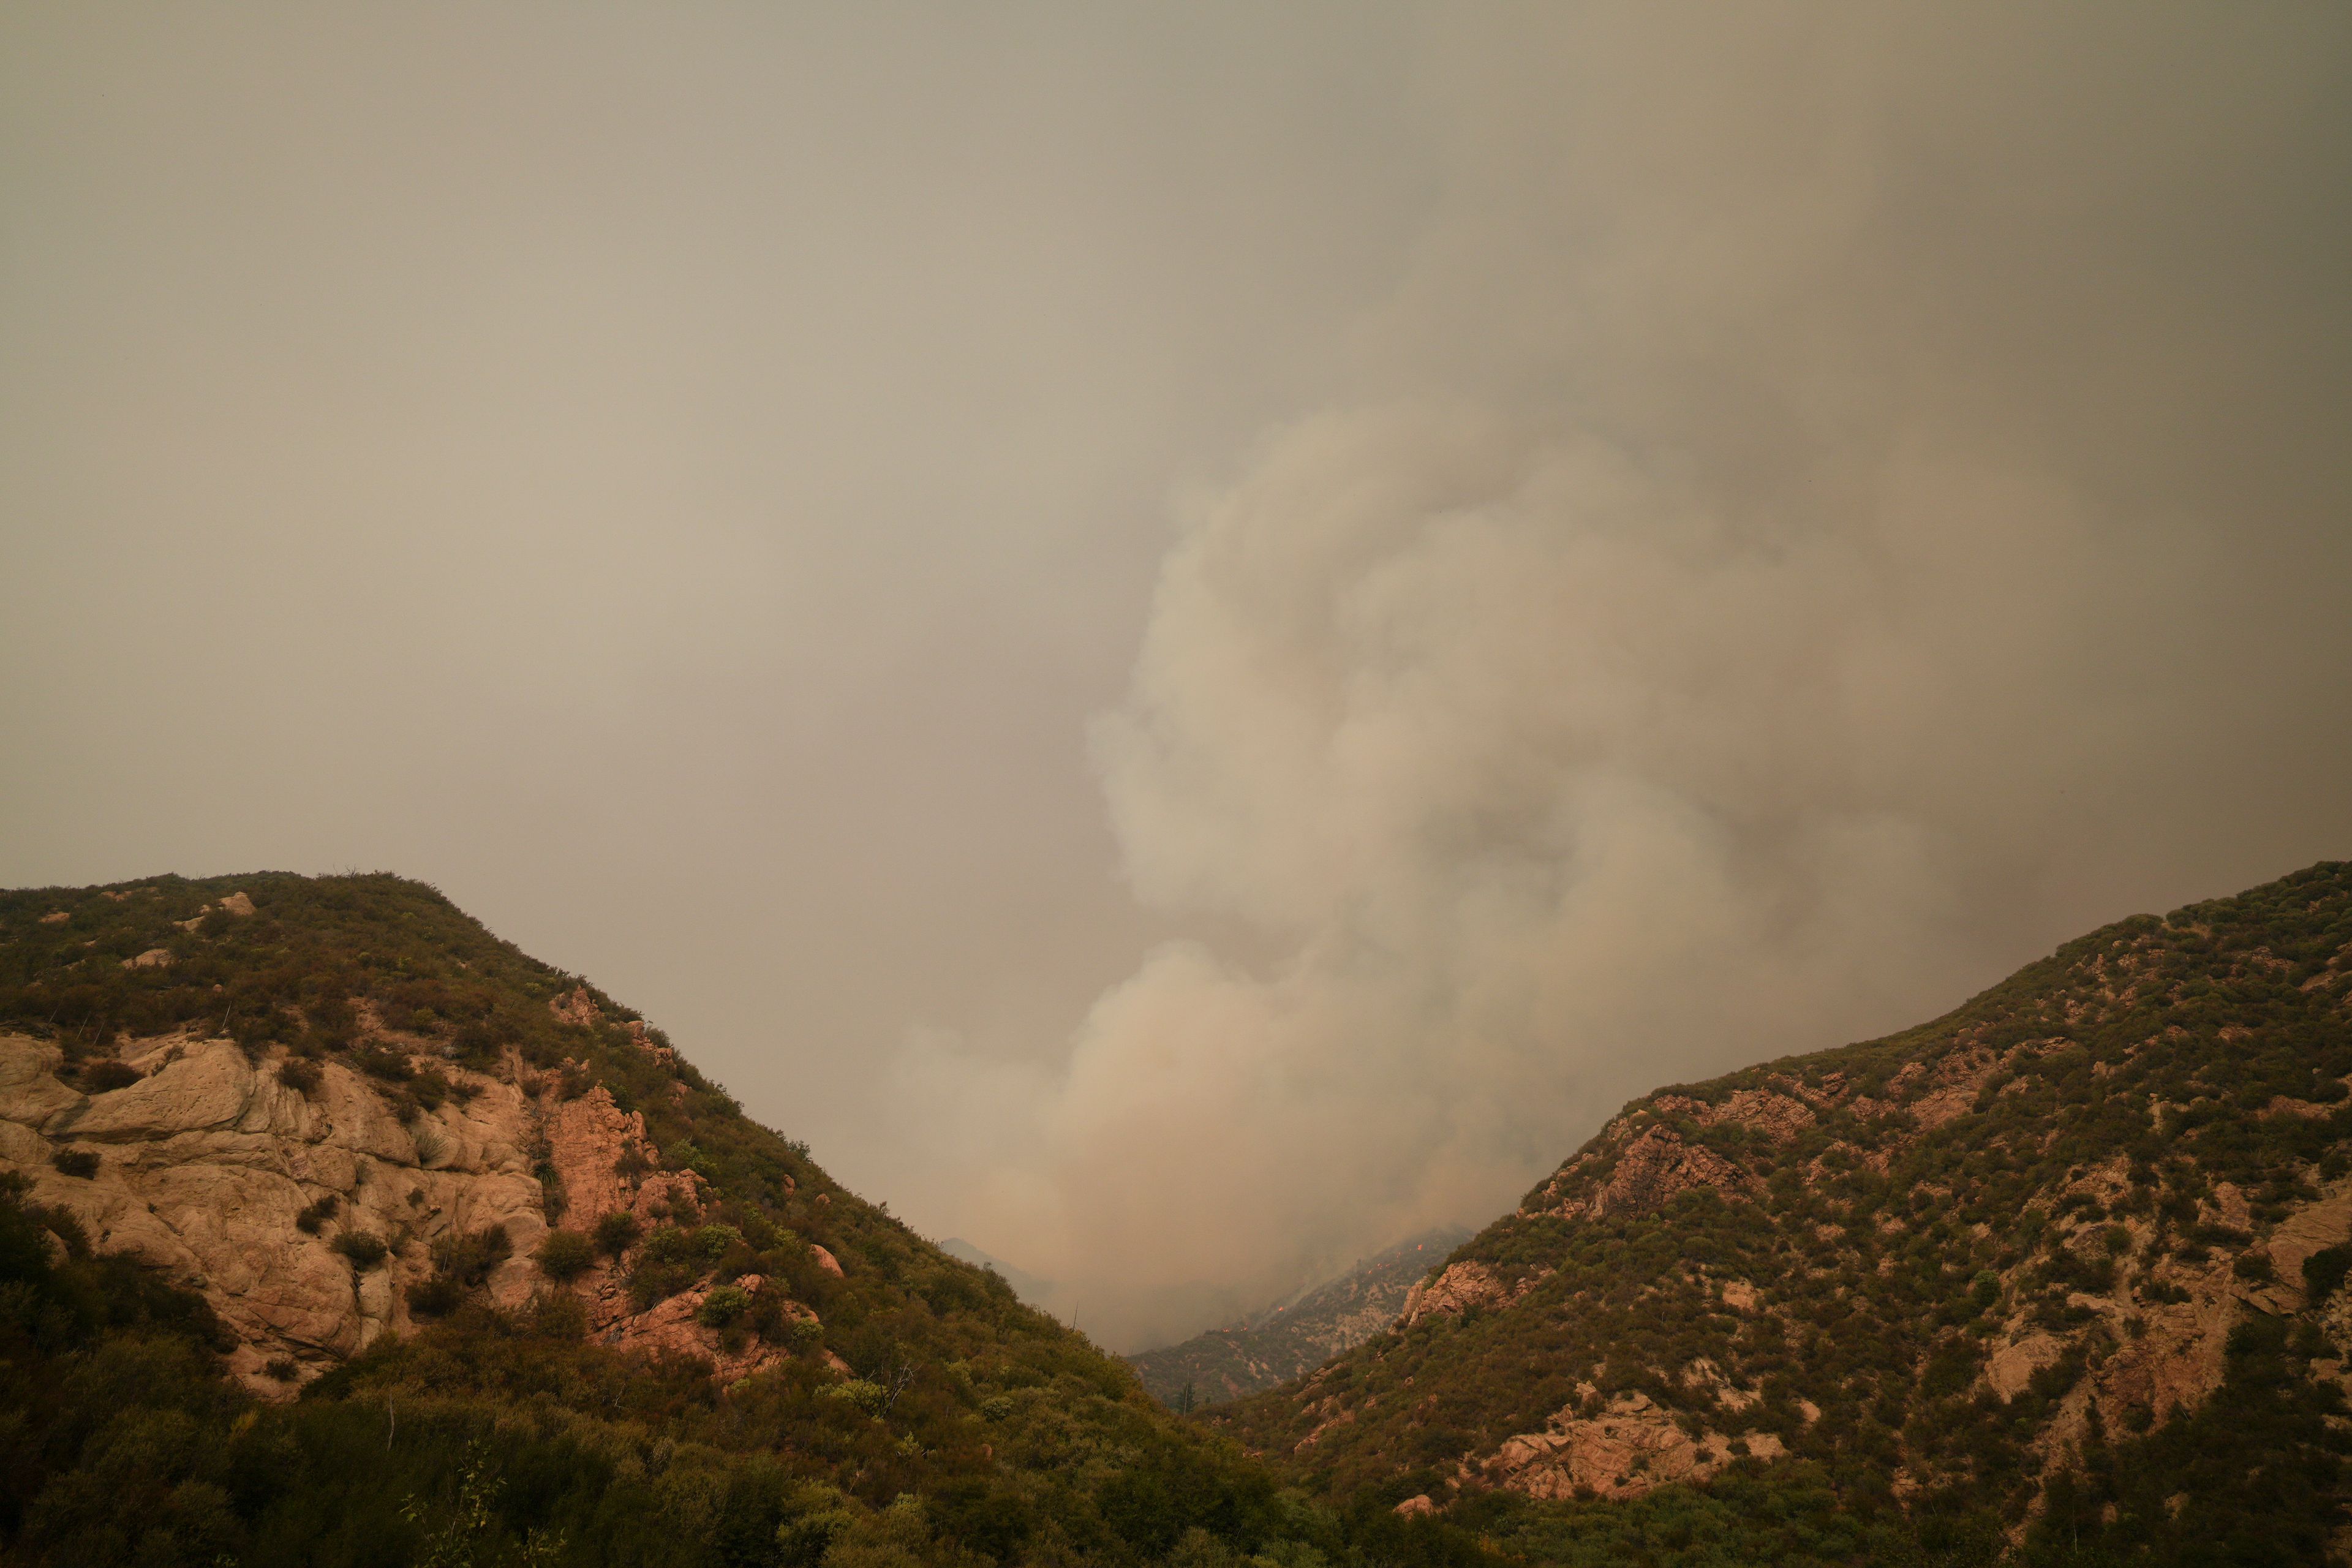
0 873 1429 1568
1217 861 2352 1563
1129 1229 1472 1409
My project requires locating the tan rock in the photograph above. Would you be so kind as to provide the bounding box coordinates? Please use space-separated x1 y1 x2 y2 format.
1986 1332 2064 1401
217 891 257 917
0 1033 86 1129
1719 1280 1760 1312
121 948 174 970
0 1026 801 1400
66 1038 259 1140
1393 1496 1437 1518
2263 1180 2352 1299
549 989 602 1029
811 1243 845 1278
1479 1390 1785 1501
39 910 69 924
1597 1128 1755 1216
1403 1261 1502 1325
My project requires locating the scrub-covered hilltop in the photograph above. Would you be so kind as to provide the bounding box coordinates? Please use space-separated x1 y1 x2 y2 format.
1217 862 2352 1566
0 872 1426 1568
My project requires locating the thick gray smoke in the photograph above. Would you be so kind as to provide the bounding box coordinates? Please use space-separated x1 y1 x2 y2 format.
920 4 2352 1349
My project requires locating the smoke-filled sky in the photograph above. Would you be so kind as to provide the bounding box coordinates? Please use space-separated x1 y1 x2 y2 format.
6 4 2350 1349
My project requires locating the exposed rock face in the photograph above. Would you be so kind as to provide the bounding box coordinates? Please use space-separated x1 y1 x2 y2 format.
1653 1087 1817 1142
549 987 603 1029
1 1030 544 1392
1588 1127 1755 1218
1401 1261 1504 1325
1 1025 827 1397
539 1079 664 1227
1479 1390 1787 1501
594 1277 792 1384
1986 1332 2065 1401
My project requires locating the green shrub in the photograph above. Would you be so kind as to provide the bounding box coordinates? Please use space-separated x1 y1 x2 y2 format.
823 1378 888 1415
405 1275 464 1317
276 1055 322 1095
594 1209 642 1257
696 1284 752 1327
51 1148 99 1178
431 1223 512 1287
534 1228 595 1281
347 1042 411 1081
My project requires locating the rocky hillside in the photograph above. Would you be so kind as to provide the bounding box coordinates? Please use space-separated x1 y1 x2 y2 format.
1215 861 2352 1565
1129 1229 1471 1410
0 872 1452 1568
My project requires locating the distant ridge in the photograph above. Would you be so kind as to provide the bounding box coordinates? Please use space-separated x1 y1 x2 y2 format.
1126 1226 1473 1408
938 1235 1057 1308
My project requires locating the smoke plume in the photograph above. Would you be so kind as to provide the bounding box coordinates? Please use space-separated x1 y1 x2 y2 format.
926 4 2352 1349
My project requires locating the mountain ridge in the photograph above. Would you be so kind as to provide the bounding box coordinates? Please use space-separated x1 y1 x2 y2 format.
1128 1227 1472 1409
1212 859 2352 1562
0 871 1402 1567
6 861 2351 1564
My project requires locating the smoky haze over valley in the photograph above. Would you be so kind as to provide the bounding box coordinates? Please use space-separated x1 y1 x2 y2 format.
6 4 2350 1350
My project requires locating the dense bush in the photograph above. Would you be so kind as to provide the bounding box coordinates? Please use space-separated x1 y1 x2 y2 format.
697 1284 752 1328
535 1229 596 1281
594 1209 642 1257
331 1231 388 1268
78 1060 141 1092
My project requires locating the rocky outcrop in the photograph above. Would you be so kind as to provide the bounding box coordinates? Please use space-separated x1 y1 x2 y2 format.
1 1024 829 1398
1653 1087 1817 1143
1401 1261 1506 1325
1986 1331 2065 1401
593 1275 797 1384
1477 1390 1786 1501
538 1079 665 1227
2 1029 545 1393
549 987 603 1029
1587 1128 1755 1218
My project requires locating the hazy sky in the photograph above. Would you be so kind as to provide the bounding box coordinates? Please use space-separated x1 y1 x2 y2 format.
7 4 2350 1349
